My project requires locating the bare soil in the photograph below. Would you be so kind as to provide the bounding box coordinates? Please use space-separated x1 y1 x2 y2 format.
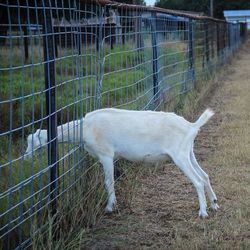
83 40 250 250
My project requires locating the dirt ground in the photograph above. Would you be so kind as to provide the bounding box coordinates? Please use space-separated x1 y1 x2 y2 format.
83 40 250 249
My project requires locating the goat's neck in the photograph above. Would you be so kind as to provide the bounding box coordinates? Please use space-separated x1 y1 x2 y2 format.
56 119 83 143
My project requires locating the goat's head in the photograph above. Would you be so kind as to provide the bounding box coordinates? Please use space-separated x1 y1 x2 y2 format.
24 129 47 159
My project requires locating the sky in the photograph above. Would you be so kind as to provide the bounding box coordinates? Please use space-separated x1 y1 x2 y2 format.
145 0 156 6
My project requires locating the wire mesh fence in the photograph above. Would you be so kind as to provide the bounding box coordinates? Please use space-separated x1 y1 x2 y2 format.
0 0 247 248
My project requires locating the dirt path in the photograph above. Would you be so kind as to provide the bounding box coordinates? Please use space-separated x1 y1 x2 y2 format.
84 40 250 249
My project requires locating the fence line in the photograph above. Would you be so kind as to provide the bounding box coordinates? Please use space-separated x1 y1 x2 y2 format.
0 1 247 249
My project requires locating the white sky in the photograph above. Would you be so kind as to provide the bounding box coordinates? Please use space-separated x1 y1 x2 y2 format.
145 0 156 6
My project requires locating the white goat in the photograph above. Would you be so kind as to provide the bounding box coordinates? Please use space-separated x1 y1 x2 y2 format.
25 108 219 218
82 108 219 218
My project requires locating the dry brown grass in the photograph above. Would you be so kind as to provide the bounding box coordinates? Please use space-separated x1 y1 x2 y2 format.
168 39 250 249
80 40 250 249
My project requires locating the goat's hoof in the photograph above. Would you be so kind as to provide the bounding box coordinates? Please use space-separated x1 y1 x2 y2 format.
211 203 220 211
105 204 115 214
199 210 208 218
105 208 113 214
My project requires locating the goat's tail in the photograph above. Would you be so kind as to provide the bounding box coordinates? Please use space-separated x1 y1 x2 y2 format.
194 109 214 129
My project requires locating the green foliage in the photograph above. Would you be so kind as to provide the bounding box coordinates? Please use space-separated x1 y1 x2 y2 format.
102 70 145 104
114 0 146 6
155 0 250 18
155 0 209 14
214 0 250 18
104 45 144 72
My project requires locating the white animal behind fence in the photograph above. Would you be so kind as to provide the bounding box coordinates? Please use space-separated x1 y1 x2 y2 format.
24 118 84 158
25 108 219 218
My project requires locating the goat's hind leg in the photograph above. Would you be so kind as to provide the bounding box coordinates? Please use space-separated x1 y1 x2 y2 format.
190 149 219 211
172 153 208 218
99 155 117 213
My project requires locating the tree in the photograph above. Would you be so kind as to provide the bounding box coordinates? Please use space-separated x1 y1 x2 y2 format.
214 0 250 18
155 0 208 13
115 0 146 5
155 0 250 19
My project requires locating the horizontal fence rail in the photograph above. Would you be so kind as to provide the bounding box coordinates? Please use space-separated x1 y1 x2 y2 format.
0 1 247 249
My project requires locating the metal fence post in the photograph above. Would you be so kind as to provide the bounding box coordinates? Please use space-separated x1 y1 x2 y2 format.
96 7 105 109
150 11 159 107
205 22 210 67
216 23 220 63
42 1 58 217
227 23 231 53
135 10 144 51
188 19 195 88
211 22 215 61
23 22 29 62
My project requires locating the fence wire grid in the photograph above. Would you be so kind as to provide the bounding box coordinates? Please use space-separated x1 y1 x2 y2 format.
0 0 247 249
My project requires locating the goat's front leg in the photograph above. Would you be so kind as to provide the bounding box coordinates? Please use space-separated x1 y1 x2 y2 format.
99 155 117 213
